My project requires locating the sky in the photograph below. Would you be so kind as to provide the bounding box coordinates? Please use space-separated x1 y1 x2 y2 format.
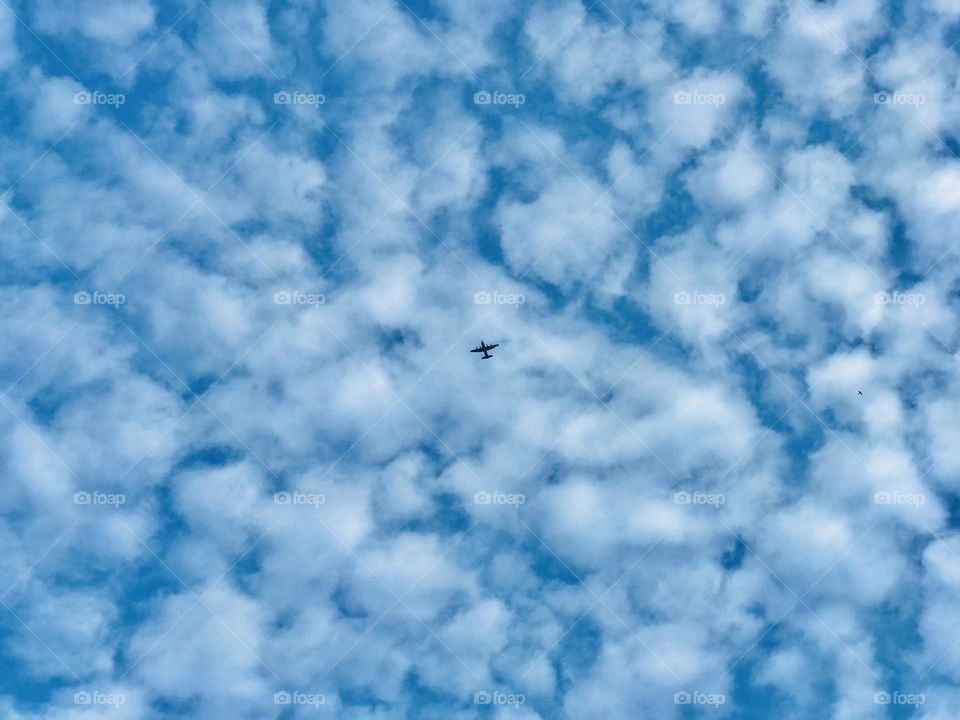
1 0 960 717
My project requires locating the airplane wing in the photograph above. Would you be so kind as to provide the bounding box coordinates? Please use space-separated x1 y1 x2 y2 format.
487 344 499 350
470 347 483 353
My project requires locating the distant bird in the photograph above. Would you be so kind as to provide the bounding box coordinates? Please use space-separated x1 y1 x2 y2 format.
470 340 499 359
858 390 863 397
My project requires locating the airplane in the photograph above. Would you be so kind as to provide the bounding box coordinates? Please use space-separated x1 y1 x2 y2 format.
470 340 499 359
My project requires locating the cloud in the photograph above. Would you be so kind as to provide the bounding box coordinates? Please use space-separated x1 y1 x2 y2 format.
33 0 156 46
2 0 960 717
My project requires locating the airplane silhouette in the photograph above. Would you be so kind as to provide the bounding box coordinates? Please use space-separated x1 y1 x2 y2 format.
470 340 499 359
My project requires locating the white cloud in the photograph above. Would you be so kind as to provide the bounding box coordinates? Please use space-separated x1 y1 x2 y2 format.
33 0 156 46
3 1 960 718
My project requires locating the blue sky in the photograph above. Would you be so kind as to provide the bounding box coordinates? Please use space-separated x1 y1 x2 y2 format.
1 0 960 717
